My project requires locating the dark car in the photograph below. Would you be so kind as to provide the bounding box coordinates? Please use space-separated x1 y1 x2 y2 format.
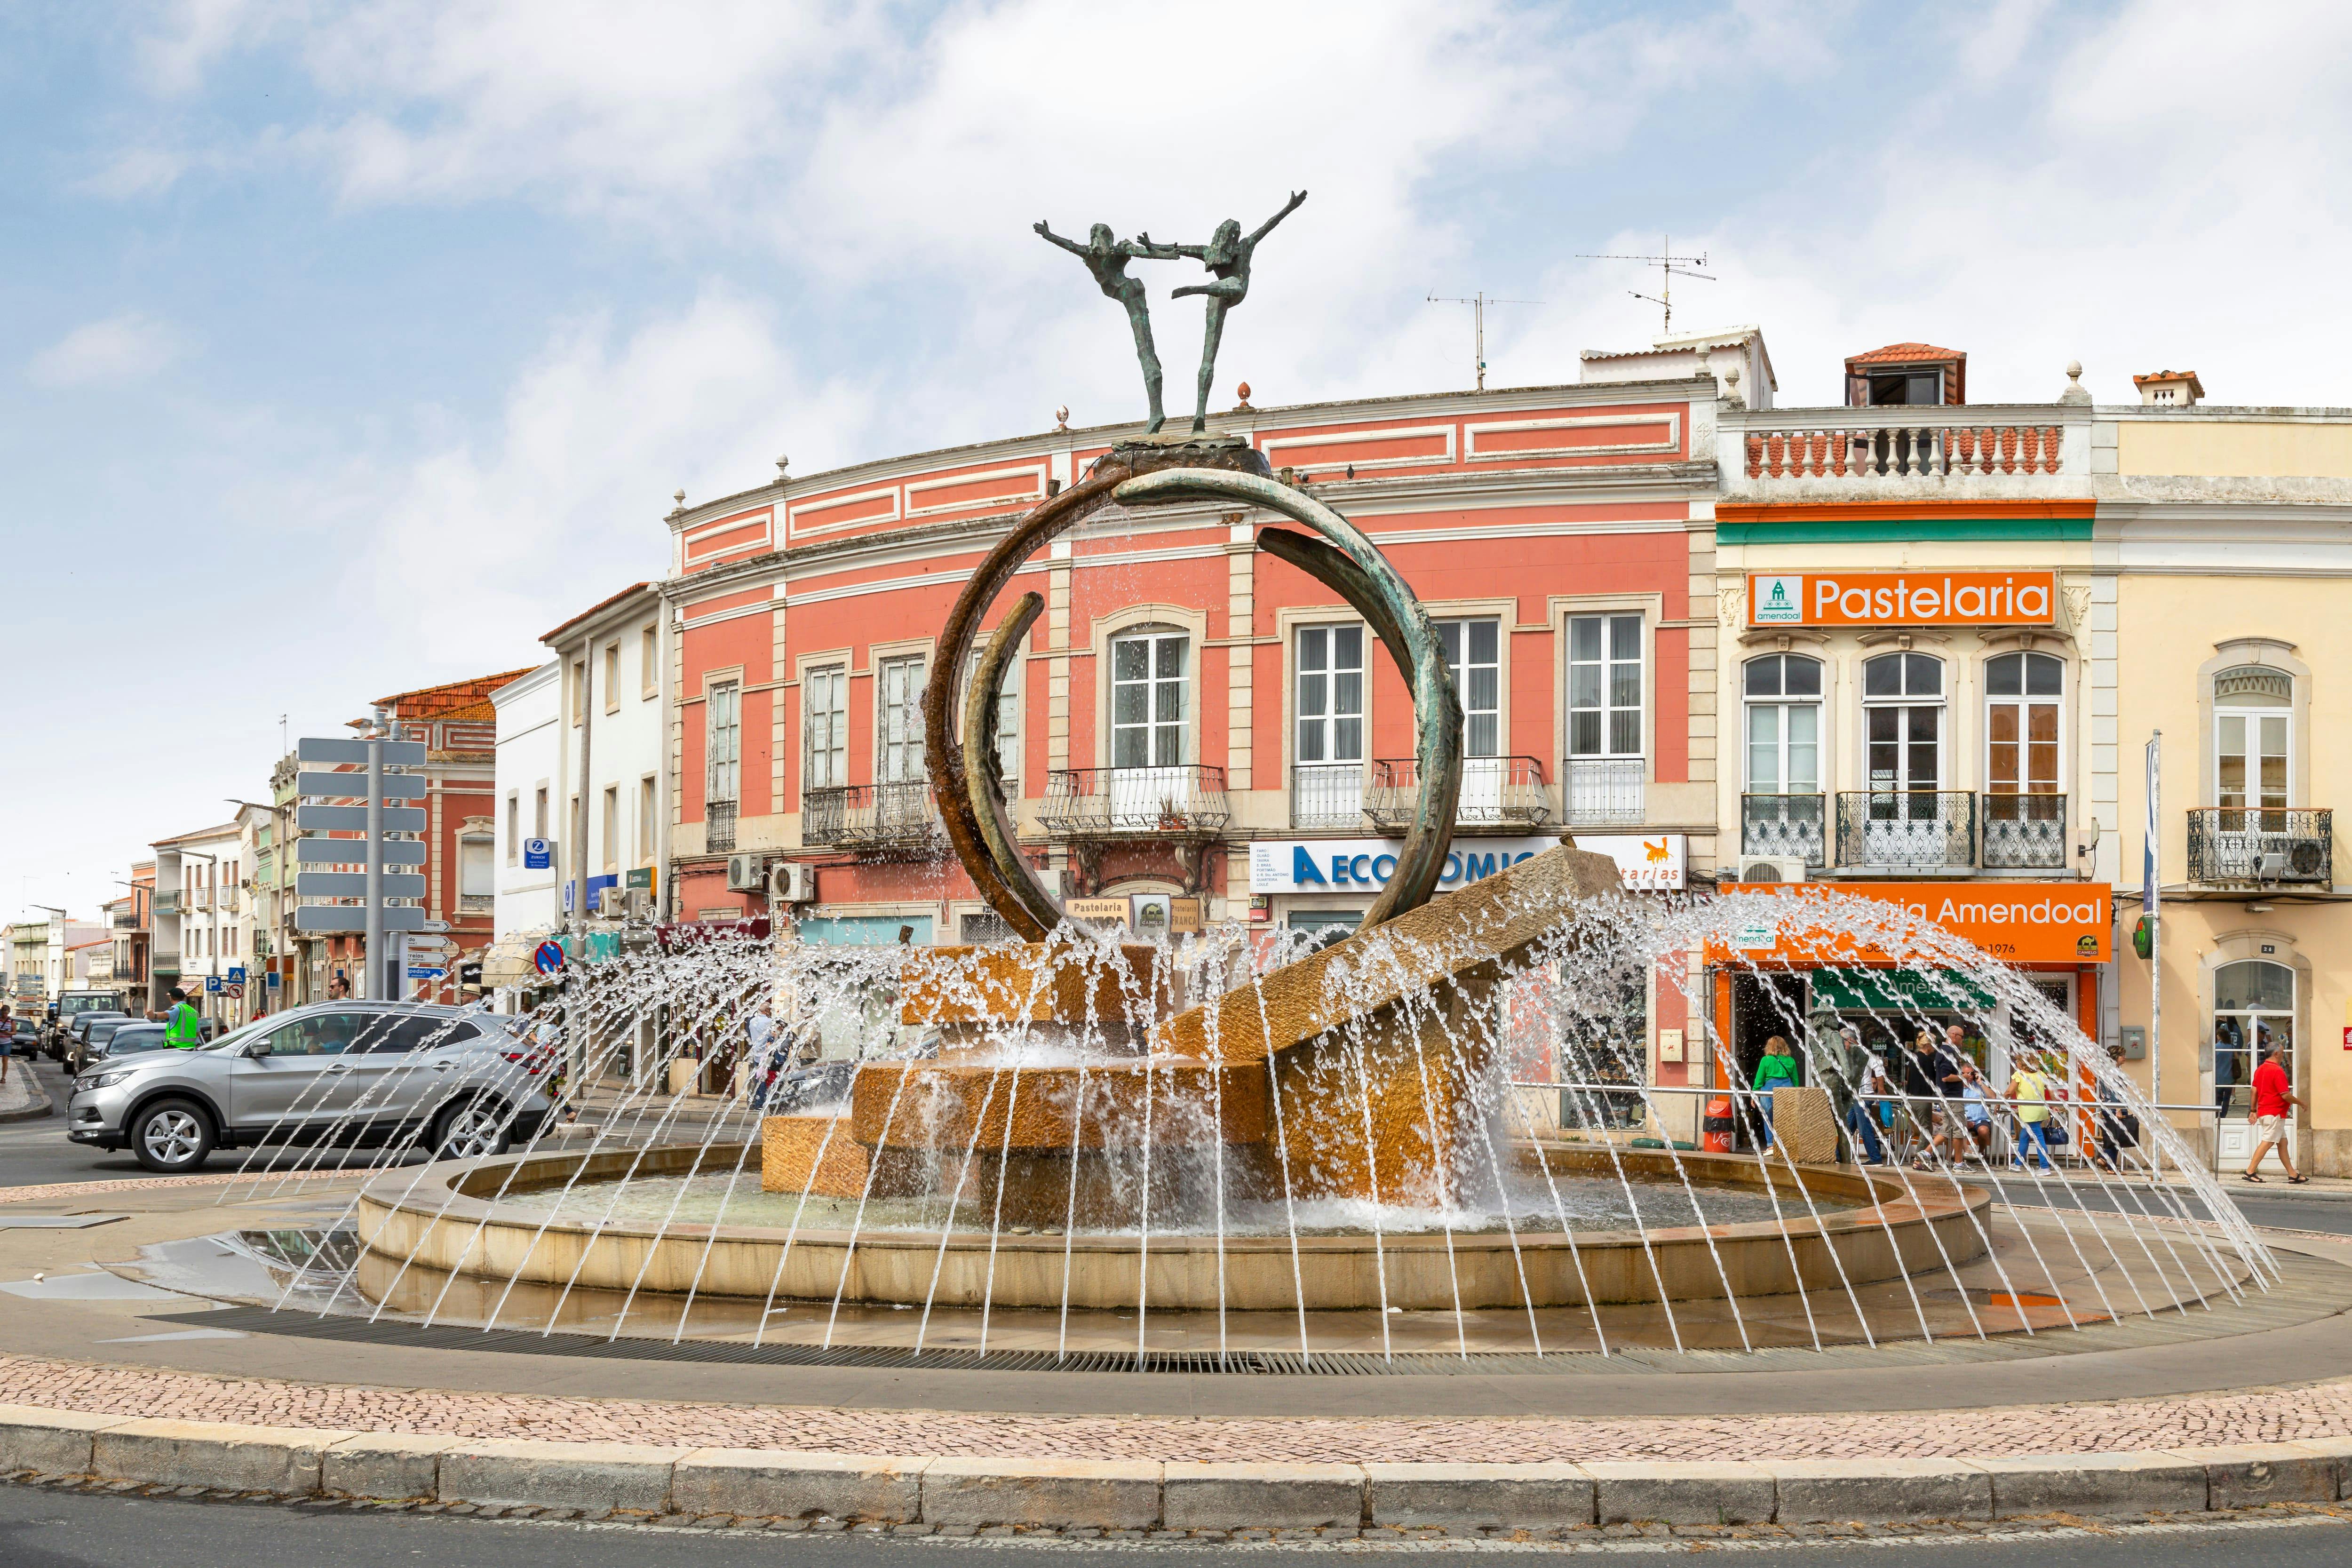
7 1019 40 1056
79 1021 172 1069
69 1016 143 1075
61 1011 130 1066
761 1058 861 1113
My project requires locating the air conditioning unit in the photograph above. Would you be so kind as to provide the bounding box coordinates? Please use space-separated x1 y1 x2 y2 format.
725 853 767 891
768 861 814 903
626 887 658 918
1734 855 1808 885
595 885 627 917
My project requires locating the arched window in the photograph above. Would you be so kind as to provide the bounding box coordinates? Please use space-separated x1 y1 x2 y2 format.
1741 653 1825 862
2213 958 2294 1121
1983 652 2064 867
1861 653 1943 792
2213 665 2290 814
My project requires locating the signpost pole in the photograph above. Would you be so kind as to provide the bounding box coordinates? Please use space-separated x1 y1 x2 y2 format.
364 710 385 1001
2145 731 2162 1108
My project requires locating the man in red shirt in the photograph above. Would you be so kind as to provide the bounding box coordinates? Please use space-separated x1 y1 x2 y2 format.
2244 1040 2305 1184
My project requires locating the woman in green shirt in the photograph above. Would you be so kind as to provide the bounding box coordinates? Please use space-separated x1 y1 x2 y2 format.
1753 1035 1800 1152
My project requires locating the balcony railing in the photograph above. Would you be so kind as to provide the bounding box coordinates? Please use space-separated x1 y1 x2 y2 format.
706 799 738 853
1562 757 1645 827
1834 790 1977 870
802 783 944 855
1982 791 2067 869
1291 763 1366 829
1740 793 1826 866
152 892 179 916
1740 415 2076 483
1365 756 1551 832
112 910 141 930
1041 766 1230 838
2186 808 2332 884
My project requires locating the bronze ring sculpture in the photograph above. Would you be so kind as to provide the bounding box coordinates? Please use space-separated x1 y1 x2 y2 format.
922 440 1463 942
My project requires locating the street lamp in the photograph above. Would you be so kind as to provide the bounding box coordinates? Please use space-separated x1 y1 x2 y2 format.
31 905 66 1024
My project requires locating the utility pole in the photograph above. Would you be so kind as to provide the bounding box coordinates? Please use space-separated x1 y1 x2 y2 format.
365 709 384 1000
1575 235 1716 335
1426 291 1541 391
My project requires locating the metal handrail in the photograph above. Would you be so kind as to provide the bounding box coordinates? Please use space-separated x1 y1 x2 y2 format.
1040 765 1230 836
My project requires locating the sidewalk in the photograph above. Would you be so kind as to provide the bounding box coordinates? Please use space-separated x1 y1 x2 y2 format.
0 1064 52 1122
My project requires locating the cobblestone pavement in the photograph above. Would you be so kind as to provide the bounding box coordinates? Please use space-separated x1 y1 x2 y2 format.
6 1473 2352 1556
7 1349 2352 1462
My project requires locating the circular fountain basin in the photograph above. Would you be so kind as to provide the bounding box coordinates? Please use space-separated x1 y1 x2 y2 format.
353 1143 1989 1315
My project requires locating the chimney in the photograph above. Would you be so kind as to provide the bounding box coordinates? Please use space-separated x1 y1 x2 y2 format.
2132 369 2203 408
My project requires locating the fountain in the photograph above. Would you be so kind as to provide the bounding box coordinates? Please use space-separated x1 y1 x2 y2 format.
322 433 2271 1361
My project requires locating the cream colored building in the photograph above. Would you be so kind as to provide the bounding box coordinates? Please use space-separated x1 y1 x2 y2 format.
2107 405 2352 1174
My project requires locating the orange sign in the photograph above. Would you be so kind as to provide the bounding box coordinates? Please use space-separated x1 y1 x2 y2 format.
1712 881 2110 965
1748 571 2057 627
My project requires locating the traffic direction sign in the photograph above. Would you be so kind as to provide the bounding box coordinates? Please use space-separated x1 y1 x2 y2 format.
294 906 428 934
294 772 424 802
294 871 426 899
296 804 427 834
406 966 448 981
298 737 427 768
294 837 427 866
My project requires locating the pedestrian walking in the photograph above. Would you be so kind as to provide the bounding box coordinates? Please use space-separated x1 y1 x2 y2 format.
2094 1043 2139 1173
1838 1025 1885 1165
1752 1035 1799 1153
2008 1054 2057 1171
746 1003 783 1110
0 1002 13 1084
2243 1040 2306 1184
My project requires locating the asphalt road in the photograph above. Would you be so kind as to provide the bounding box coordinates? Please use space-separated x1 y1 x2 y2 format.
3 1487 2349 1566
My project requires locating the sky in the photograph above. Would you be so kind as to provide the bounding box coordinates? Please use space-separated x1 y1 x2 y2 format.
5 0 2351 922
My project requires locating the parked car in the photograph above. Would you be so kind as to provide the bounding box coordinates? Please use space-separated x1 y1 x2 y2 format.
66 1000 557 1174
762 1058 860 1113
45 990 126 1058
68 1016 141 1075
8 1018 41 1056
60 1011 129 1067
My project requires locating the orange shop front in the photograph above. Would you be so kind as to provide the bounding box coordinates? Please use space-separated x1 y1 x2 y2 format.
1700 881 2112 1134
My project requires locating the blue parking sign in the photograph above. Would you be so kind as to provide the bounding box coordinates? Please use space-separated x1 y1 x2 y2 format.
204 975 223 993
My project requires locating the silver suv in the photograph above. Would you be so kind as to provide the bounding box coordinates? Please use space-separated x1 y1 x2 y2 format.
65 1001 558 1173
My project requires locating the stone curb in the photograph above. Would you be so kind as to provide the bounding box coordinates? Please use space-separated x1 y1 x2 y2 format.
2 1406 2348 1527
0 1067 58 1122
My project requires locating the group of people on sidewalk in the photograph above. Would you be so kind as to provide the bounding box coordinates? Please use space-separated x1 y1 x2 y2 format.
1745 1019 2149 1177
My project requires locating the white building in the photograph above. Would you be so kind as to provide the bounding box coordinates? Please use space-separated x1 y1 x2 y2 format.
485 582 671 1000
151 807 268 1026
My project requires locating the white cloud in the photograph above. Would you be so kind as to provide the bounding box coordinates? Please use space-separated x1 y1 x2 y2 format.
27 313 186 387
329 286 874 671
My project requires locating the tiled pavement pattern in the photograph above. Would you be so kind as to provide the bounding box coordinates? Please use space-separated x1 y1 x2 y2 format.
6 1351 2352 1463
5 1471 2352 1548
0 1171 356 1206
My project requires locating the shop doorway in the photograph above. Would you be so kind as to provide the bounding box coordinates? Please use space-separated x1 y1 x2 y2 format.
2213 958 2294 1167
1728 971 1808 1151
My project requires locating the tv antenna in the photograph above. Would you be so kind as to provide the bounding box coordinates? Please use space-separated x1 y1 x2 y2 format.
1426 290 1541 391
1575 234 1715 334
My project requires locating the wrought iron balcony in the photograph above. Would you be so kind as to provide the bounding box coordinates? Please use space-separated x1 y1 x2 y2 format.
1834 790 1977 870
1290 763 1367 829
1981 792 2066 869
1366 756 1551 832
801 783 945 856
1041 765 1229 838
1562 757 1644 827
2186 807 2332 884
112 910 141 930
1740 793 1826 866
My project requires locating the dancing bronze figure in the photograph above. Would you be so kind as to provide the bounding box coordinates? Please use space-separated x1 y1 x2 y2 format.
1152 190 1306 433
1034 221 1168 434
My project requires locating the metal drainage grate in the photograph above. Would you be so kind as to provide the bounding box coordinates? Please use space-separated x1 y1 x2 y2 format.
144 1306 1576 1375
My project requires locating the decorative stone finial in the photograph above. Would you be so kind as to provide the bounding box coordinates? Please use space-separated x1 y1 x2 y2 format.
1054 405 1070 432
1235 381 1254 411
774 454 789 480
667 487 685 518
2060 360 2091 406
1722 363 1746 409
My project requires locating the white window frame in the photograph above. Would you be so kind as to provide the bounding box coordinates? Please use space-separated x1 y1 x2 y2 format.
803 664 849 793
1565 612 1644 760
2212 665 2293 811
876 654 928 786
1294 623 1366 766
962 644 1022 790
1437 617 1502 759
1109 627 1189 770
1860 651 1947 791
705 680 741 806
1741 653 1824 795
1983 650 2066 797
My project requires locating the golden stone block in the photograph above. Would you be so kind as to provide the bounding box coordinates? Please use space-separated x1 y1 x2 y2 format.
898 942 1172 1027
759 1112 869 1196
